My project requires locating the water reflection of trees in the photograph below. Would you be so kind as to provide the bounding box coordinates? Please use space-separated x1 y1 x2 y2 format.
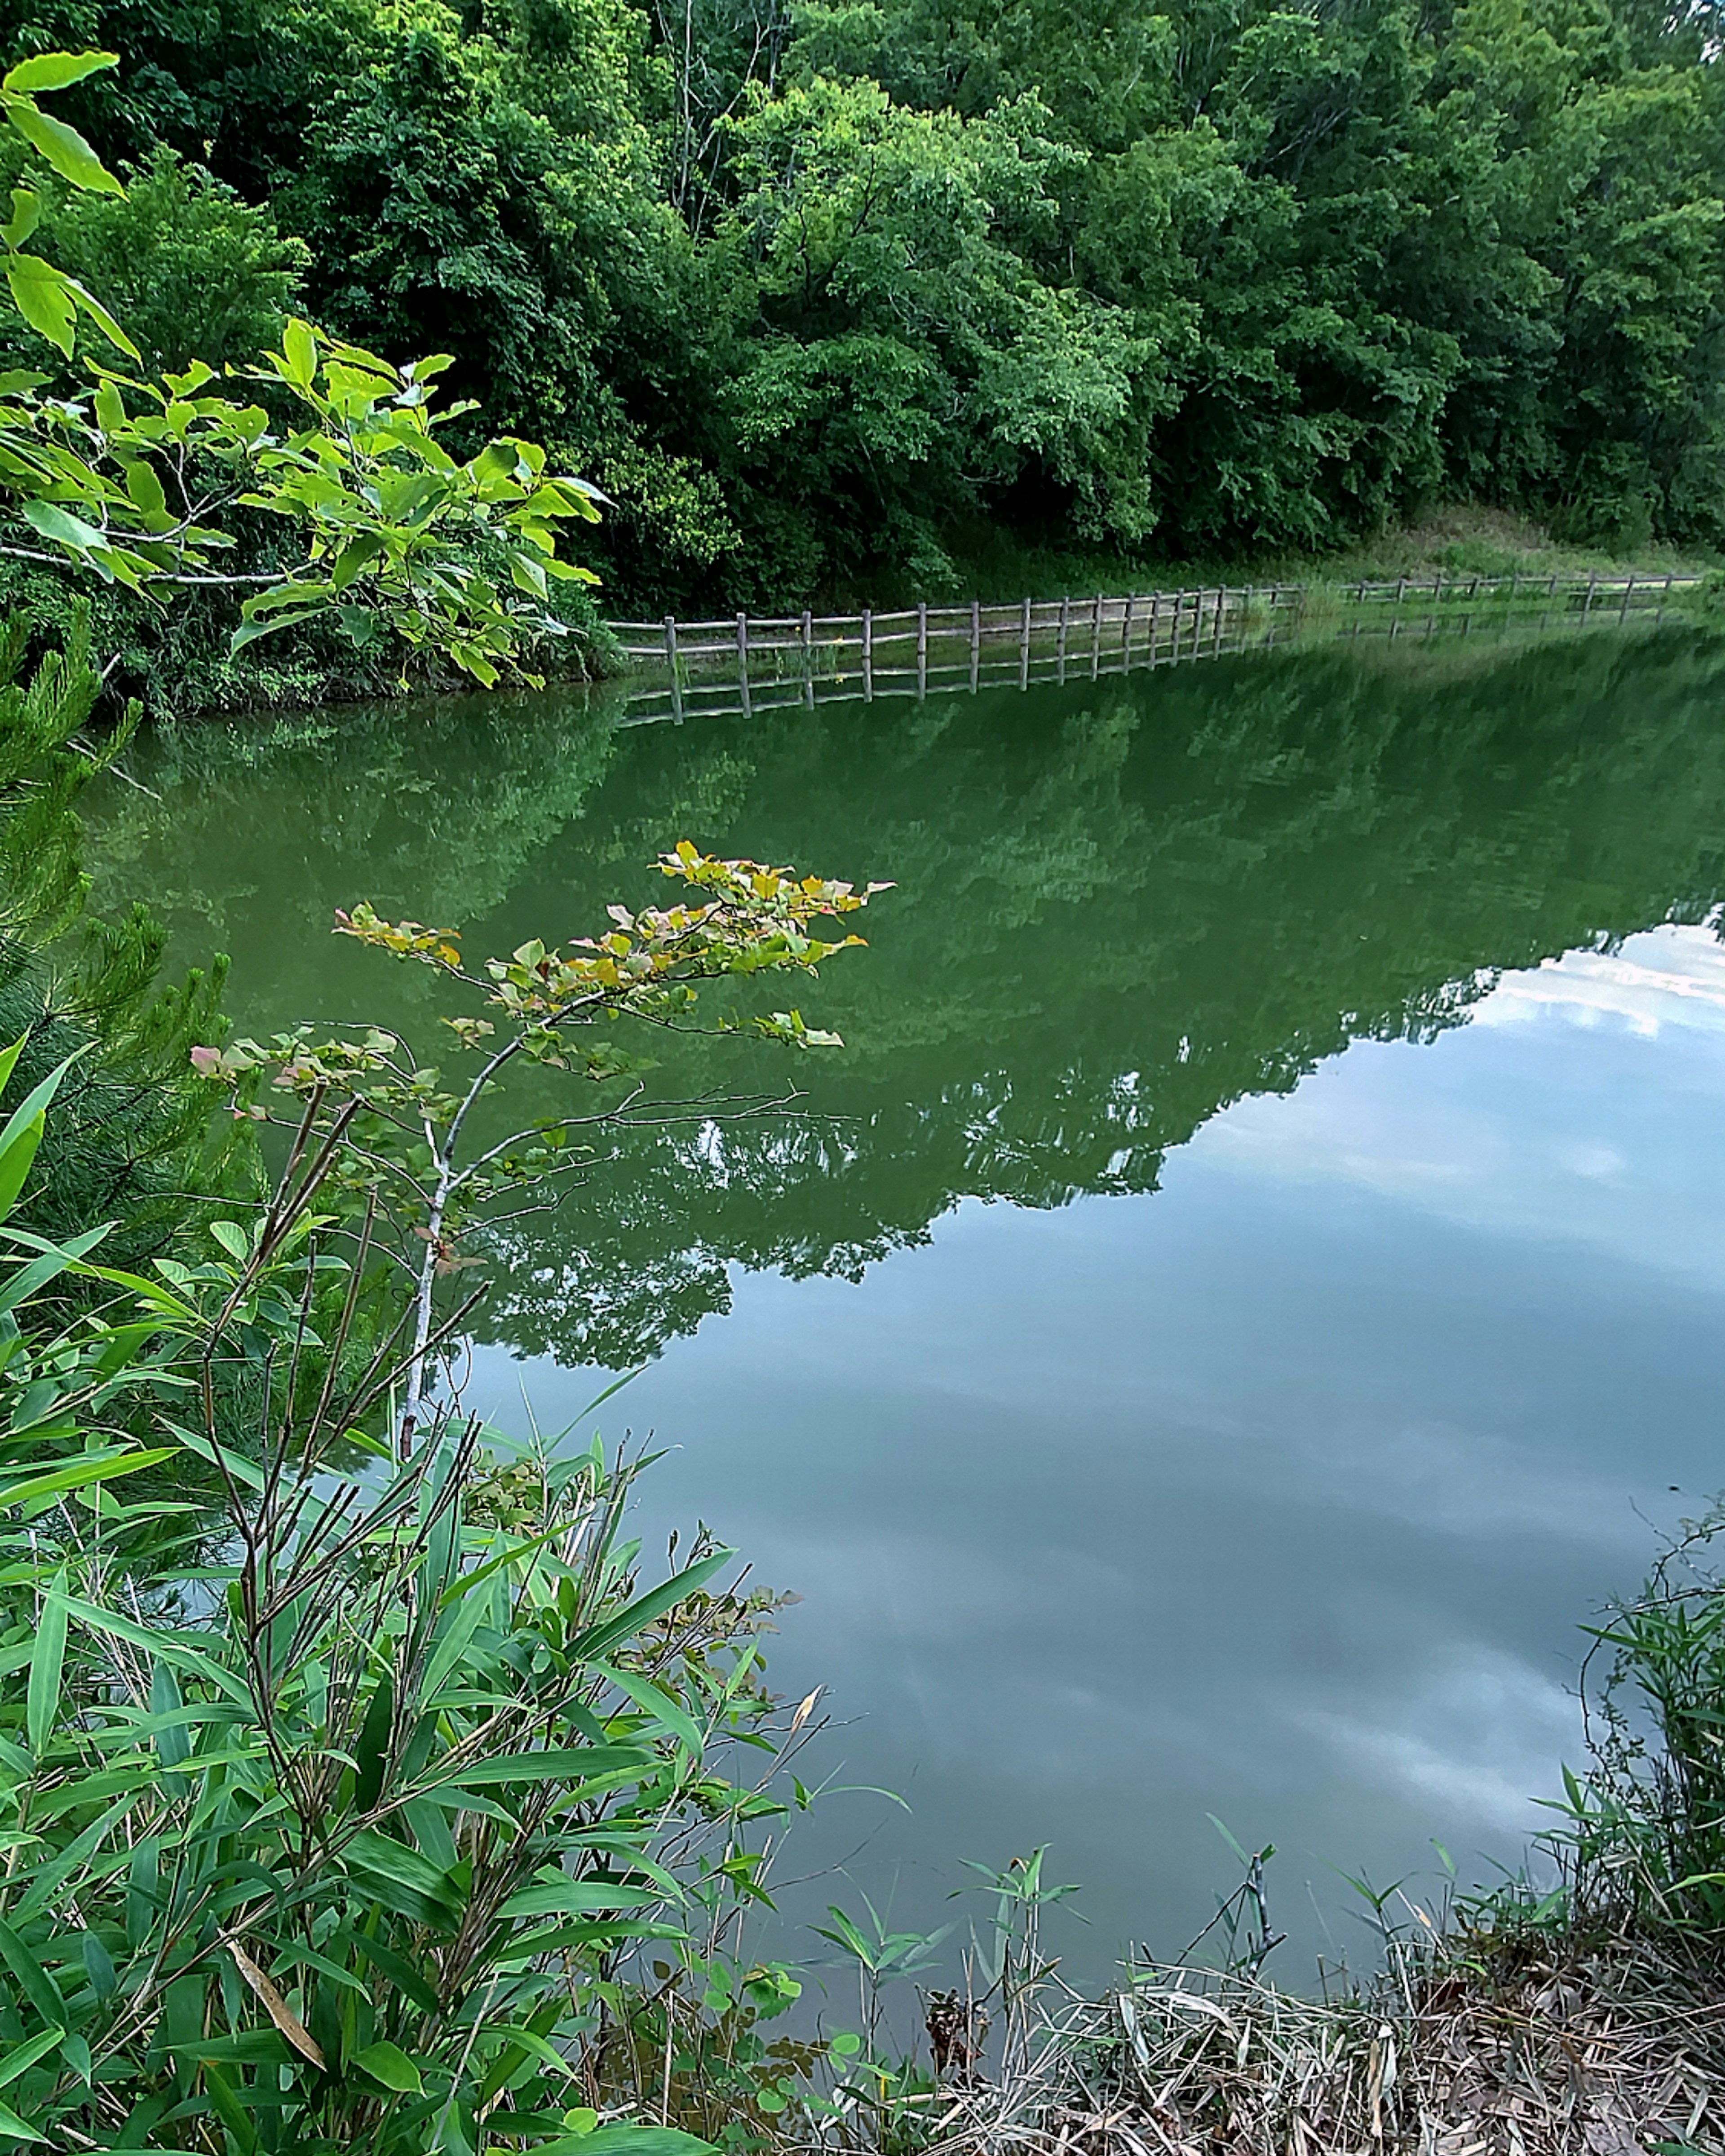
91 626 1725 1369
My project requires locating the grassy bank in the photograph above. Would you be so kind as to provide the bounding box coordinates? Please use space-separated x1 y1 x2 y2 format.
938 505 1720 618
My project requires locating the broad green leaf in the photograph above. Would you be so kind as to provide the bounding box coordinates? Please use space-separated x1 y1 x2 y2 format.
342 1830 460 1926
2 53 118 94
347 1930 438 2015
53 1593 252 1705
0 1118 40 1229
0 1449 177 1512
80 1932 115 2001
18 497 108 556
13 1792 142 1923
279 318 318 390
0 1921 64 2028
494 1879 659 1921
353 2040 422 2094
2 101 120 194
0 2099 45 2142
546 2129 717 2156
568 1550 732 1664
489 2024 579 2081
165 1423 265 1492
0 1047 84 1225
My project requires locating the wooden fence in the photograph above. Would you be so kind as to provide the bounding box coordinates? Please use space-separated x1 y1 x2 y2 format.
606 572 1701 727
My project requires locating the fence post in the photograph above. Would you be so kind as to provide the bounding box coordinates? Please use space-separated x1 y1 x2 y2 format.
1619 574 1636 623
917 603 928 698
1583 572 1597 618
735 613 752 719
664 616 682 723
970 600 981 693
1091 593 1103 679
1017 596 1032 689
801 609 814 708
1057 593 1070 681
862 607 874 702
1121 592 1136 666
1212 587 1225 656
1148 590 1162 665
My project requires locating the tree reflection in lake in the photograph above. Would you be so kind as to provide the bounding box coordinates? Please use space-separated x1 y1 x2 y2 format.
89 620 1725 1370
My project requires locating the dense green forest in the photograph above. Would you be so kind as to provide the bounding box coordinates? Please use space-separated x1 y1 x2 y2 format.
7 0 1725 621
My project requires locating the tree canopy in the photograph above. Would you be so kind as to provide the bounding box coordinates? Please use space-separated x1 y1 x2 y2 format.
5 0 1725 611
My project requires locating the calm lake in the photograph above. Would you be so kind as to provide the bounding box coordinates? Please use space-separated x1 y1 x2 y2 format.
85 617 1725 1991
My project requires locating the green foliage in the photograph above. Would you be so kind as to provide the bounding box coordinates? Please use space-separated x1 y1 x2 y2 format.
0 141 305 377
13 0 1725 611
1539 1507 1725 1950
0 50 608 692
0 1113 789 2150
190 843 885 1456
0 809 900 2150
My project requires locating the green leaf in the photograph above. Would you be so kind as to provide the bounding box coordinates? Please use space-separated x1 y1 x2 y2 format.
2 52 119 94
279 318 318 391
352 2040 422 2094
343 1830 460 1926
0 1114 41 1229
0 2098 46 2142
0 192 36 248
80 1932 115 2001
430 1745 649 1792
3 101 121 194
347 1930 438 2015
0 1048 82 1227
352 1667 394 1816
568 1551 732 1664
494 1879 659 1921
19 497 109 557
0 1920 64 2028
0 1449 177 1513
597 1664 704 1757
27 1576 67 1757
548 2129 718 2156
0 2026 63 2093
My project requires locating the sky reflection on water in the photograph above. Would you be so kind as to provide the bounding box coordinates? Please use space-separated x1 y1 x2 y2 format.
471 923 1725 1982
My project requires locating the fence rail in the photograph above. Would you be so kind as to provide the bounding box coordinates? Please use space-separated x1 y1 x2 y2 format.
605 573 1700 726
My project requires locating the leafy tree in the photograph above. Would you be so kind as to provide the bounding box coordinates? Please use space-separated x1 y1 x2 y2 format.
0 49 606 686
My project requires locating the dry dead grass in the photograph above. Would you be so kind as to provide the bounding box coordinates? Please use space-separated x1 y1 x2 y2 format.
915 1940 1725 2156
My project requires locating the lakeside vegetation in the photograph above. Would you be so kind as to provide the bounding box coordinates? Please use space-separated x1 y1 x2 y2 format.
10 0 1725 706
0 16 1721 2156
